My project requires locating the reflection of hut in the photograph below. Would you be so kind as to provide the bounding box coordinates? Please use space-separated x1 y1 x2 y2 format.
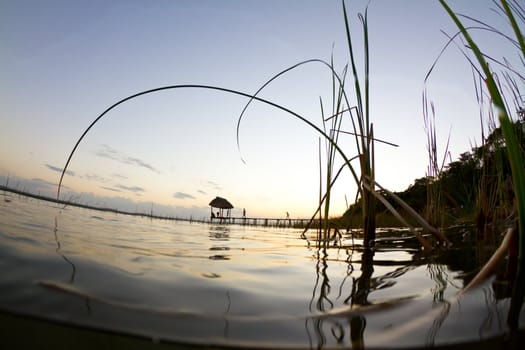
209 196 234 219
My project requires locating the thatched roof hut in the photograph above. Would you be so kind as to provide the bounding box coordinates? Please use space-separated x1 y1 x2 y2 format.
209 196 234 219
209 196 233 209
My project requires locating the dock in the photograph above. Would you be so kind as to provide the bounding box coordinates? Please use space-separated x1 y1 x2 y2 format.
209 216 316 228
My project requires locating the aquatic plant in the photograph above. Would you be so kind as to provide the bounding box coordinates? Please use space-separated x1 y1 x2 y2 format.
320 57 347 234
422 92 451 228
235 2 379 246
439 0 525 334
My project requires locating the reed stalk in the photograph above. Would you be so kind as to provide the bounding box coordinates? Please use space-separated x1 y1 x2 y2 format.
57 84 361 201
235 2 421 248
422 92 451 228
440 0 525 330
342 0 376 246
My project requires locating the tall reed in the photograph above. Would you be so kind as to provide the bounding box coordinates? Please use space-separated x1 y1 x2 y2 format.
342 1 377 245
440 0 525 332
320 58 348 233
422 92 451 228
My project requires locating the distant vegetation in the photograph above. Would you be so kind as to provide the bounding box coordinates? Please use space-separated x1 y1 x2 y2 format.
339 118 524 232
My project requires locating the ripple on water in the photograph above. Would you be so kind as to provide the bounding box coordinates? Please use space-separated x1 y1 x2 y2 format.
0 192 522 348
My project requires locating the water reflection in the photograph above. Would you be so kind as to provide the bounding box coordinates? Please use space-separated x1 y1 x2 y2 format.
303 226 525 349
427 263 449 303
352 249 375 306
208 253 230 261
53 215 76 283
309 247 332 312
1 193 522 348
307 229 377 348
208 225 231 261
305 228 466 348
425 298 451 346
51 214 97 315
209 225 230 241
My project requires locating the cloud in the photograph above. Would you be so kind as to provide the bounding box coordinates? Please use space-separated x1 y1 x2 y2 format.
82 173 107 183
115 184 145 193
100 186 122 193
125 156 159 173
197 189 207 195
173 192 195 200
95 145 125 161
95 145 159 174
45 164 75 176
205 180 222 190
112 173 128 180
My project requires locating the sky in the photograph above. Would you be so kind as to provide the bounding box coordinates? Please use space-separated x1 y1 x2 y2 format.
0 0 522 219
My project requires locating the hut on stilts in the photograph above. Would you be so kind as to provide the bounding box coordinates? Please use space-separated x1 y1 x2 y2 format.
209 196 234 221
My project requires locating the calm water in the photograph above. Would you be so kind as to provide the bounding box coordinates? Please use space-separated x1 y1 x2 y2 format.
0 191 523 348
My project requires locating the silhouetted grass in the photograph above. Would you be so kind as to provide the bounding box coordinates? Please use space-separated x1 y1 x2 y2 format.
342 1 377 245
422 90 451 229
440 0 524 335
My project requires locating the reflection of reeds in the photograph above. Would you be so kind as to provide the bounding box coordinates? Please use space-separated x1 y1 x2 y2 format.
351 249 374 307
310 247 334 312
427 263 449 304
425 300 451 346
307 244 334 348
53 215 76 283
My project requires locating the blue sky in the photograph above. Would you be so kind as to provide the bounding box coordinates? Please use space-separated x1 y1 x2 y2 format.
0 0 521 219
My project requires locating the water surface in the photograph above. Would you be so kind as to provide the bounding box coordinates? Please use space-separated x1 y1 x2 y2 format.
0 191 522 348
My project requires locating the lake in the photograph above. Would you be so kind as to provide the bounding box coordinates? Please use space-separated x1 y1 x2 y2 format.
0 190 523 349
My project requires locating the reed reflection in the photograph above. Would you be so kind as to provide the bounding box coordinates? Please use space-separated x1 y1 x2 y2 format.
46 214 93 314
307 242 332 348
306 228 447 348
348 249 374 349
307 229 376 349
53 215 76 283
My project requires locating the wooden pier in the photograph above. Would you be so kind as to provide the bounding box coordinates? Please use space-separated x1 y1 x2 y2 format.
209 216 315 228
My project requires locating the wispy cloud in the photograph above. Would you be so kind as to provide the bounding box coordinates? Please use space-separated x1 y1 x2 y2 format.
115 184 145 194
173 192 195 200
100 186 122 193
112 173 128 180
82 173 107 183
45 164 75 176
125 156 159 173
95 145 160 174
95 145 126 161
197 189 207 195
205 180 222 191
